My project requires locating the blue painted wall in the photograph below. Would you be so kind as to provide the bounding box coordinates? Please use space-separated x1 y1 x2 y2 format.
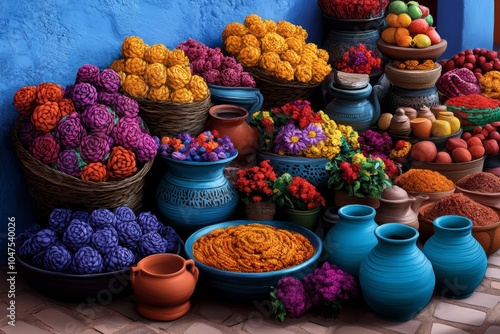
0 0 323 264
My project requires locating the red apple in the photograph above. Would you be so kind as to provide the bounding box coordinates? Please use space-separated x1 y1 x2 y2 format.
473 48 481 55
484 139 500 155
420 5 430 17
465 54 476 64
494 59 500 71
456 56 465 67
477 56 487 66
482 62 494 73
488 131 500 141
486 50 498 60
409 19 429 35
425 27 441 45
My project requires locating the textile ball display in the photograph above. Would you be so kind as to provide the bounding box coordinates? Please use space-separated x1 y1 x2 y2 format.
137 232 167 258
43 245 73 272
91 227 119 254
55 149 84 177
136 133 158 163
71 246 103 274
116 220 143 251
115 206 136 223
13 85 37 117
98 91 119 106
81 104 116 135
106 146 138 180
72 82 98 111
48 208 73 234
34 228 58 250
71 211 91 224
54 113 85 148
112 95 139 118
33 250 47 269
158 225 180 253
19 118 40 146
111 117 142 150
58 98 76 117
103 245 135 271
97 68 121 93
63 219 94 252
136 211 161 233
18 236 44 259
76 64 101 85
81 162 108 182
90 208 116 229
30 134 60 165
80 133 111 163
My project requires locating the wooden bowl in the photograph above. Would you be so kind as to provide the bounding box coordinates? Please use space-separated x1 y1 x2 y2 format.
385 63 442 90
410 155 485 183
455 186 500 210
376 39 448 60
407 187 455 206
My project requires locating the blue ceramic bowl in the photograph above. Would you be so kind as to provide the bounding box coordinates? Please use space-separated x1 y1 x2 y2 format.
184 220 322 299
208 84 264 120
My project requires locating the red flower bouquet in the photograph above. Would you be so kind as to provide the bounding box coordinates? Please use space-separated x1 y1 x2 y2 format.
335 43 382 75
274 173 326 210
233 160 278 204
318 0 389 20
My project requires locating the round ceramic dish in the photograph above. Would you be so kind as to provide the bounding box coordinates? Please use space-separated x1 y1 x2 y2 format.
385 63 442 90
407 188 456 206
455 186 500 210
390 128 463 150
376 39 447 60
184 220 322 299
410 156 485 183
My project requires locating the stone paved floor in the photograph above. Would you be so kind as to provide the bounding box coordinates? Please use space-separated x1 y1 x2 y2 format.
1 247 500 334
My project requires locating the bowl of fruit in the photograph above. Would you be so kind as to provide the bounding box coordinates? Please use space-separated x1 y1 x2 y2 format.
384 61 442 90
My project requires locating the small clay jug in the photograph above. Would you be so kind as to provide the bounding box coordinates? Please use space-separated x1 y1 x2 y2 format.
400 106 417 120
131 253 199 321
430 105 448 118
417 105 436 122
389 108 411 136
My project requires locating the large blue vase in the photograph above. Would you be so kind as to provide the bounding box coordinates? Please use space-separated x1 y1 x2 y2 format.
359 223 435 322
323 204 378 277
423 215 487 299
156 154 239 233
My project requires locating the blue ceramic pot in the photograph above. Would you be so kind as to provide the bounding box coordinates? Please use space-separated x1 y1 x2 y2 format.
359 223 435 322
423 215 487 299
389 85 440 113
156 153 239 233
322 29 382 65
323 204 378 277
208 84 264 122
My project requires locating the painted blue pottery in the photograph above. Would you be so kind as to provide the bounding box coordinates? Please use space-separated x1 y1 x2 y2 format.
325 82 381 133
389 85 440 114
156 153 239 233
323 204 378 277
184 220 322 299
208 84 264 122
359 223 435 322
423 215 487 299
322 28 382 65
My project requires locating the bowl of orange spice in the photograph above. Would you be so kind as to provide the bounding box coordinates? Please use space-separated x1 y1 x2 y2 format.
184 220 322 299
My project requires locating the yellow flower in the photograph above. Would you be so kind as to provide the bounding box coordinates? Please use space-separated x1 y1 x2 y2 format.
285 37 304 54
352 153 367 165
170 88 194 103
316 49 330 63
262 111 272 119
299 50 318 66
294 63 313 83
122 75 148 98
276 20 296 38
144 44 169 64
311 59 332 83
260 32 287 54
303 43 319 54
222 22 248 41
144 63 167 88
259 52 281 73
124 57 147 75
187 75 209 101
164 49 189 67
121 36 147 58
224 35 243 55
248 21 267 38
480 70 500 99
237 46 261 67
274 60 294 81
147 85 170 101
294 25 309 42
263 19 277 33
165 64 192 90
242 34 261 48
280 49 301 67
110 58 126 73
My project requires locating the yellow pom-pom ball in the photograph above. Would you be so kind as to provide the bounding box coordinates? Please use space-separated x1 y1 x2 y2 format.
110 58 126 73
237 46 261 67
303 43 319 55
244 14 262 28
294 25 308 42
147 85 170 102
116 71 127 85
124 57 148 75
259 52 281 73
274 60 294 81
222 22 248 41
170 88 194 103
165 64 192 90
263 19 277 33
280 49 301 67
248 21 267 39
122 36 147 59
164 49 190 68
122 74 148 98
316 49 330 63
242 34 260 49
311 59 332 83
187 75 209 101
224 35 243 55
276 20 296 39
144 63 167 88
144 44 169 64
294 64 313 83
299 50 318 66
285 37 304 54
261 33 287 54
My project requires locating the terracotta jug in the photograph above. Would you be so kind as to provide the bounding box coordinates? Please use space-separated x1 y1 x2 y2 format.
131 253 199 321
206 104 258 161
375 185 428 230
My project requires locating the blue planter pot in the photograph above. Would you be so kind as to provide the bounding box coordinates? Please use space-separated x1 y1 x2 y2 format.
156 154 239 233
323 204 378 277
423 215 487 299
359 223 435 322
208 84 264 122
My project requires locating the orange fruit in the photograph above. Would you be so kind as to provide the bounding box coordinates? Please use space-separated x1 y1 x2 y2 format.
397 35 414 47
397 13 412 28
395 28 410 42
385 13 400 28
381 27 397 44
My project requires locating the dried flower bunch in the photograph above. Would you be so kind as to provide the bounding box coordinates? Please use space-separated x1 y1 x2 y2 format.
177 38 256 88
335 43 382 75
109 36 210 103
251 99 360 159
233 160 279 204
159 130 237 162
222 14 331 84
15 206 180 274
270 262 358 321
13 64 158 182
318 0 389 19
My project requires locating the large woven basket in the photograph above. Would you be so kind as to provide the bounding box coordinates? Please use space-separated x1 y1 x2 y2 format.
245 67 321 109
11 117 154 225
135 94 211 138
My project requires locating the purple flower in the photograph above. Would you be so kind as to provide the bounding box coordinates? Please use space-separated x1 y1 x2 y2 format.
136 133 158 162
90 208 116 229
137 232 167 258
221 56 242 71
116 221 142 251
72 82 98 111
91 227 119 255
302 123 326 146
113 95 139 118
98 91 119 107
97 68 121 93
54 113 85 148
19 118 42 146
76 64 101 85
273 122 306 155
220 68 241 87
114 206 136 223
44 245 72 272
71 211 90 224
34 228 58 251
81 104 115 135
55 149 85 177
274 277 312 319
30 134 60 164
48 208 73 234
350 51 368 67
208 48 223 69
157 225 180 253
203 69 221 85
240 72 256 87
103 246 135 271
136 211 161 234
71 246 103 274
80 133 111 163
111 117 142 150
63 219 94 252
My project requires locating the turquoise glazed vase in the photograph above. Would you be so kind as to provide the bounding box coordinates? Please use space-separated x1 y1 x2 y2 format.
156 153 239 233
423 215 487 299
323 204 378 277
359 223 435 322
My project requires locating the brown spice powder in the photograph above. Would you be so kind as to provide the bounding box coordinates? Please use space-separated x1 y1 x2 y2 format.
422 193 499 226
456 172 500 193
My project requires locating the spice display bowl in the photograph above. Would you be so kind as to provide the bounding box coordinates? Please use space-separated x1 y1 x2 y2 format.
391 128 463 150
376 39 448 60
407 188 456 206
184 220 322 299
455 186 500 210
410 156 486 183
418 204 500 256
384 62 442 90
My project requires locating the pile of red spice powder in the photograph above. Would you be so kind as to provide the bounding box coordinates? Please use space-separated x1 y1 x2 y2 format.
422 193 499 226
456 172 500 193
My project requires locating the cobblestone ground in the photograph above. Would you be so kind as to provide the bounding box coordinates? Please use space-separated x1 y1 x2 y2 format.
1 249 500 334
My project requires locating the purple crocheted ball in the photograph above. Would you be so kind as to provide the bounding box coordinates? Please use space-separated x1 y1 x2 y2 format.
82 103 115 135
111 117 142 150
240 71 256 88
48 208 73 234
90 208 116 230
136 133 158 162
33 228 58 252
80 133 111 163
203 69 221 85
55 149 84 177
71 246 103 274
157 225 180 253
97 91 119 108
97 69 121 93
136 211 161 234
91 227 119 255
103 246 135 271
116 221 142 251
72 82 98 111
64 84 75 99
220 68 241 87
113 95 139 118
19 118 42 146
137 232 167 258
15 224 41 254
44 244 73 272
63 219 94 252
30 133 60 164
221 56 242 71
114 206 136 223
55 113 86 149
18 236 44 260
71 211 91 224
76 64 101 85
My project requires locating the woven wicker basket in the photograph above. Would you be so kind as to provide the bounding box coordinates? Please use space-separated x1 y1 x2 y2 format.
11 117 154 225
245 67 321 109
135 94 211 138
